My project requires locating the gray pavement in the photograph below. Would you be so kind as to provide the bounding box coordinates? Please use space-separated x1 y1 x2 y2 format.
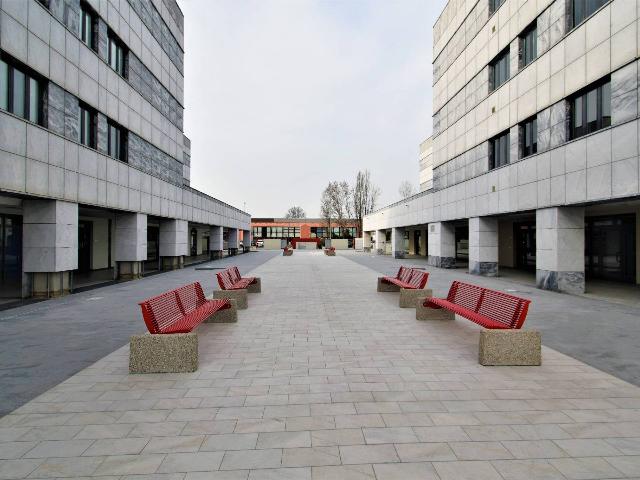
341 251 640 388
0 251 280 417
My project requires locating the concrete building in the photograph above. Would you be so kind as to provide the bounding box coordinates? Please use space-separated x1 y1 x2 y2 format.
364 0 640 294
0 0 250 299
252 218 360 249
419 136 434 192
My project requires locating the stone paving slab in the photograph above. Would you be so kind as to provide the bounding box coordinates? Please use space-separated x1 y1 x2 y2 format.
1 251 640 479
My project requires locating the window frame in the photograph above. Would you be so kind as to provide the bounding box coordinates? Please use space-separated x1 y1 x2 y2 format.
489 47 510 92
107 119 128 162
571 0 608 29
519 21 537 69
80 2 98 52
489 0 506 15
570 77 611 140
520 116 538 158
79 102 97 148
489 130 510 170
107 31 127 78
0 53 44 126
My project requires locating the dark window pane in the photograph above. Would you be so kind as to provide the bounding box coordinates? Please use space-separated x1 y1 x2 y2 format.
12 68 25 118
28 77 39 123
602 81 611 127
0 60 8 111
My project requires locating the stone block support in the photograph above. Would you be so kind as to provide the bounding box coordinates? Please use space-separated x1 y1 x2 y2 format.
375 230 386 255
399 288 433 308
536 207 585 294
23 199 78 297
377 277 399 292
129 332 198 374
248 278 261 293
160 219 188 270
210 225 223 259
469 217 499 277
114 212 147 280
478 330 542 366
419 229 427 256
206 299 238 323
427 222 455 268
228 228 239 256
416 303 455 321
392 227 405 259
213 288 248 309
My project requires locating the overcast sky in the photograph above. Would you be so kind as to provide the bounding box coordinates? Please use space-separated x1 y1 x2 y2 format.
178 0 446 217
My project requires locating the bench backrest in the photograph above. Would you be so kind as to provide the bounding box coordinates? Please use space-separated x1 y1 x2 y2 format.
231 267 242 283
139 282 205 334
217 269 235 290
407 270 429 289
447 281 531 329
397 266 413 283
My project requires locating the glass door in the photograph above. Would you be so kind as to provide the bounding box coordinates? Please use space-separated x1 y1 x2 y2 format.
585 214 636 283
0 215 22 298
515 221 536 271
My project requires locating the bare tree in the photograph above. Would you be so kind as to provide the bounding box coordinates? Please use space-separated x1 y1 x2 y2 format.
284 206 306 219
352 170 380 236
398 180 416 199
320 181 353 238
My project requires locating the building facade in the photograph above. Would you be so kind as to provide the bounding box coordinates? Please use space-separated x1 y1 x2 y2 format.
364 0 640 293
0 0 250 299
252 218 359 248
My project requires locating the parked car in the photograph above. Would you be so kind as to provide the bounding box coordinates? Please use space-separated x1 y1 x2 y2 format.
256 239 264 248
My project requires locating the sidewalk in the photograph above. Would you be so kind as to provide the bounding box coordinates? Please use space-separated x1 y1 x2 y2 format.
0 251 639 479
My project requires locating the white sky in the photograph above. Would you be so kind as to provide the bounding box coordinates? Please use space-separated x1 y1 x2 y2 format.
178 0 447 217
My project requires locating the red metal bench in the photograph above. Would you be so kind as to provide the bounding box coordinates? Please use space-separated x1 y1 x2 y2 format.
380 266 429 290
416 280 540 366
420 281 530 329
139 282 232 334
217 267 255 290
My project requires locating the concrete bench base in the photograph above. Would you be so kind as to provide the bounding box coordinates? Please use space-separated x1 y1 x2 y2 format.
129 332 198 374
377 277 400 292
206 299 238 323
248 277 261 293
213 289 248 309
479 329 541 366
283 250 293 256
416 303 455 321
399 288 433 308
325 250 336 256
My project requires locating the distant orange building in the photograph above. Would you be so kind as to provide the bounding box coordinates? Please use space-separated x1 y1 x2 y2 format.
251 218 360 247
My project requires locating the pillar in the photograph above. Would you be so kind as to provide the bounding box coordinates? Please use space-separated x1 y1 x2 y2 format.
391 227 405 259
375 230 386 255
469 217 498 277
242 229 251 252
419 228 427 256
427 222 455 268
210 225 223 259
114 212 147 280
408 230 415 255
228 228 239 256
160 219 188 270
23 199 78 297
363 231 372 251
536 207 585 294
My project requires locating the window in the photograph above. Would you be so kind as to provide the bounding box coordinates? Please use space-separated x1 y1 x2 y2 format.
108 32 127 77
80 3 97 51
571 78 611 139
107 120 127 161
489 0 506 15
520 116 537 158
490 48 510 91
489 130 510 169
79 103 96 148
520 22 537 68
0 56 43 125
572 0 608 27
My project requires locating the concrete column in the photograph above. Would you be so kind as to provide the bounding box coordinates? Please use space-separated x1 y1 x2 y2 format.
209 225 223 259
115 212 147 280
228 228 239 256
242 229 251 252
391 227 405 259
419 228 427 256
536 207 585 294
363 231 372 251
375 230 386 255
427 222 455 268
159 219 188 270
408 230 415 255
23 199 78 297
469 217 499 277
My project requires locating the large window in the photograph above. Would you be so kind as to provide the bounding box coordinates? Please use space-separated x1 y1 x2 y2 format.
572 0 608 27
108 32 127 77
79 103 96 148
490 48 510 91
571 78 611 139
520 22 537 68
80 3 97 51
489 0 506 15
490 130 510 170
0 56 42 125
520 116 537 158
108 120 127 161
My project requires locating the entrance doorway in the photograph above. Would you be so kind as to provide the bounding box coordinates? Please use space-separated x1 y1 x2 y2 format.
413 230 420 255
455 225 468 262
0 215 22 298
515 221 536 271
78 220 92 273
586 214 636 283
145 226 160 272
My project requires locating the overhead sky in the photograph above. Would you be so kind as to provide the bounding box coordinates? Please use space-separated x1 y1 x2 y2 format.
178 0 447 217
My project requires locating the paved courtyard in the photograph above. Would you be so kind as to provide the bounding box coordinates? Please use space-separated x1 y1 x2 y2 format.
1 250 640 479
